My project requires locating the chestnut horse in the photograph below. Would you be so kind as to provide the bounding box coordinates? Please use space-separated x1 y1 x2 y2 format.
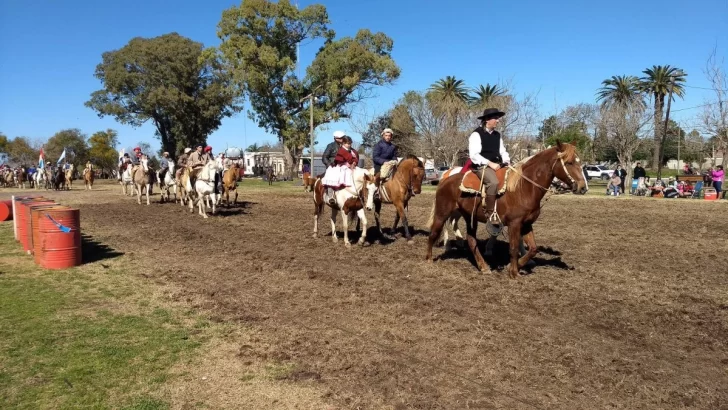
425 142 588 278
372 155 426 243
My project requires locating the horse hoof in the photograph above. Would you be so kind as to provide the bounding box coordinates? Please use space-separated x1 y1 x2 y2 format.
407 239 414 246
345 242 352 248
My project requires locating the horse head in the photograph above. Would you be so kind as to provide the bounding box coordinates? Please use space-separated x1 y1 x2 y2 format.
398 155 425 195
552 141 589 195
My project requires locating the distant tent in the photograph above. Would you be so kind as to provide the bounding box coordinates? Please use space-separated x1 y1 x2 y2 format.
225 147 243 159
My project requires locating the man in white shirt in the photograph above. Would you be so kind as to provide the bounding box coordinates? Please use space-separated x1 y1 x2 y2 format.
468 108 510 222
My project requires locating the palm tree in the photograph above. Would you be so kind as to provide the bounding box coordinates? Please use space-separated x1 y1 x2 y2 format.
596 75 644 109
428 76 470 130
639 65 687 170
428 76 470 105
470 83 505 107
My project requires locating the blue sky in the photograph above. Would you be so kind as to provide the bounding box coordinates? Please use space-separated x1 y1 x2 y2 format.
1 0 727 155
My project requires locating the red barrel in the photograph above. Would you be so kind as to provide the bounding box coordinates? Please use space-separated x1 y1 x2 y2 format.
38 208 81 270
12 195 44 240
18 199 55 251
0 200 12 221
26 204 64 255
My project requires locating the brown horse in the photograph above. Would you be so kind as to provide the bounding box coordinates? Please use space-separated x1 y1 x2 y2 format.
302 172 316 192
425 141 589 278
222 163 240 206
372 155 426 243
266 167 276 185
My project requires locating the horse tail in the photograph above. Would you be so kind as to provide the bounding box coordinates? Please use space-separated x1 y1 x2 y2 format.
426 202 436 230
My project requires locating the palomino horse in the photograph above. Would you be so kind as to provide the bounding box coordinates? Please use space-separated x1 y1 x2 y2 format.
221 162 240 206
83 165 95 190
64 165 74 190
312 167 376 247
133 158 152 205
187 160 221 218
372 155 426 244
425 141 589 278
158 162 177 203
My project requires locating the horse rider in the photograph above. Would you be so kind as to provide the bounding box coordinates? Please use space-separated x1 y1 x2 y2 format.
373 127 399 199
468 107 510 222
321 135 359 205
176 147 192 180
84 160 93 177
320 130 345 177
158 152 171 182
187 144 213 186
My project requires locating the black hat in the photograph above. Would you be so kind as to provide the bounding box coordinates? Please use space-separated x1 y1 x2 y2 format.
477 108 506 121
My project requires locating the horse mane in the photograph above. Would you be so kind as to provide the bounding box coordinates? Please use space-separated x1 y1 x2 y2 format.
404 154 425 168
504 143 578 193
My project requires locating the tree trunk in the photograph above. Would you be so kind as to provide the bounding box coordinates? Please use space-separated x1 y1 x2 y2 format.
651 94 664 170
283 144 301 180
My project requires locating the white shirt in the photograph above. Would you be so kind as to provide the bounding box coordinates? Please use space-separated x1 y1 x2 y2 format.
468 128 510 165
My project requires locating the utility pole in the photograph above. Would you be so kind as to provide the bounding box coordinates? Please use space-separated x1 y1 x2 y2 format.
300 85 322 175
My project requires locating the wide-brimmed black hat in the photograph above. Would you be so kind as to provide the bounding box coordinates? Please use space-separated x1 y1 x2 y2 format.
477 108 506 121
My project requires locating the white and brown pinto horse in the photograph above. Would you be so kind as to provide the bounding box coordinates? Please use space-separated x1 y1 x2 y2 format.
312 167 376 247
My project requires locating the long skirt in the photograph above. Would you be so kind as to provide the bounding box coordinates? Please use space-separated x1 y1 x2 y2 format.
322 165 353 189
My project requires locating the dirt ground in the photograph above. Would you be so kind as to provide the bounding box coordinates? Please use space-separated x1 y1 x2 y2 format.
3 181 728 409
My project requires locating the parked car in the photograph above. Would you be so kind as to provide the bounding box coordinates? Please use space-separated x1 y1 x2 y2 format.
584 165 614 180
425 168 439 185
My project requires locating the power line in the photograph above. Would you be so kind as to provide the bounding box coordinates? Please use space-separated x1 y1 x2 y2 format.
684 84 728 92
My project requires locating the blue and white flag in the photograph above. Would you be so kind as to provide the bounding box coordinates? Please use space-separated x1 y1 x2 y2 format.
57 148 67 163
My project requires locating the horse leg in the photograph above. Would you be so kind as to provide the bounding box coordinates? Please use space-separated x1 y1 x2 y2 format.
330 208 338 243
342 210 351 248
211 193 217 215
313 202 322 238
356 208 368 246
198 194 208 218
466 218 490 273
426 213 448 263
506 220 524 279
374 201 385 241
145 184 150 205
136 184 142 204
233 190 238 205
517 227 538 269
394 202 413 243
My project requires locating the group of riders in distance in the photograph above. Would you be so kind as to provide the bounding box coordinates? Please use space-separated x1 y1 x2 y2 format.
117 144 242 216
308 106 589 277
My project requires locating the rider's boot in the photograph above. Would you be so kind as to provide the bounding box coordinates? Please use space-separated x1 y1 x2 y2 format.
373 173 381 200
482 194 498 223
327 187 336 205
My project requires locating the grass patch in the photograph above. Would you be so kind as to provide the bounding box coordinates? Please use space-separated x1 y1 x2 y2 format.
0 223 203 410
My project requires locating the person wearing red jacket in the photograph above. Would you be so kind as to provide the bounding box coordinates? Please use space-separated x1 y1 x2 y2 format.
321 135 359 205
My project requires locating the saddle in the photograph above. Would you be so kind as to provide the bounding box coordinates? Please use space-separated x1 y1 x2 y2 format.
458 166 509 197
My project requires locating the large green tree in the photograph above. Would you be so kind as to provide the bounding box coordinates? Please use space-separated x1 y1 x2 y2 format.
0 132 8 153
85 33 242 159
45 129 89 165
639 65 687 173
88 129 120 175
6 137 37 166
215 0 400 178
361 113 393 153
